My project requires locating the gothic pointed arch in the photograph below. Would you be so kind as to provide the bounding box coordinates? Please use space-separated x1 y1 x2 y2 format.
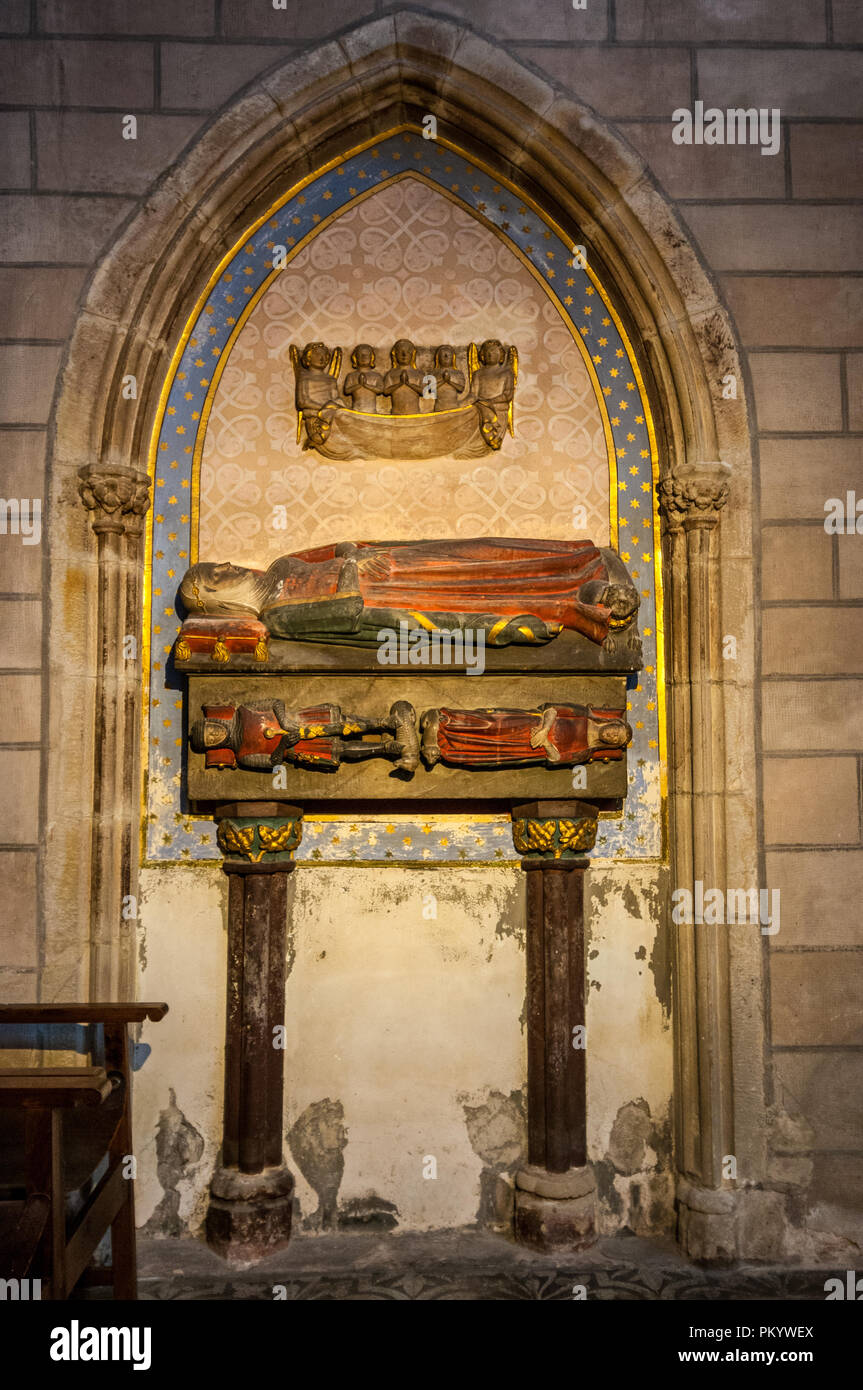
45 12 763 1260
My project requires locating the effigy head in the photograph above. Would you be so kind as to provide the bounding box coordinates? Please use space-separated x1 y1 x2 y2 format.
190 716 231 751
391 338 416 366
435 344 456 368
301 341 331 370
598 719 632 747
179 561 263 616
352 343 375 368
479 338 505 365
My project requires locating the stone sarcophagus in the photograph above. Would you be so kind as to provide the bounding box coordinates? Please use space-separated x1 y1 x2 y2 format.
174 528 641 1257
175 533 642 809
174 492 643 1258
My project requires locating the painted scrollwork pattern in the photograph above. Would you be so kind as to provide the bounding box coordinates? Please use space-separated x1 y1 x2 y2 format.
199 180 610 562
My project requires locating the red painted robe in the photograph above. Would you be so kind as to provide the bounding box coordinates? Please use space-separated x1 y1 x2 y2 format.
285 538 612 644
434 704 627 767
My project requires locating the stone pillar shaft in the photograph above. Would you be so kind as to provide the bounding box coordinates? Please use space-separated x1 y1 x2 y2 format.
511 800 598 1251
207 802 302 1265
223 866 288 1174
524 862 586 1172
660 461 738 1259
78 464 151 1000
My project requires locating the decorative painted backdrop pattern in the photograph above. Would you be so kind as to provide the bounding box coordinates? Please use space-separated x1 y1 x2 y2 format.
198 178 610 563
143 128 664 864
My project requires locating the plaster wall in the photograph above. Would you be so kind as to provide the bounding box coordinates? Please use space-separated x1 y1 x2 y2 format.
135 860 671 1235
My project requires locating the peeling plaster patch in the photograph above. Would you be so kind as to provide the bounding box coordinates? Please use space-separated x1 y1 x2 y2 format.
288 1098 347 1232
285 874 298 979
598 1099 675 1237
635 944 646 961
141 1088 205 1237
338 1195 399 1231
648 916 671 1019
461 1088 526 1228
593 1159 623 1218
650 1106 673 1169
621 884 642 920
609 1098 653 1175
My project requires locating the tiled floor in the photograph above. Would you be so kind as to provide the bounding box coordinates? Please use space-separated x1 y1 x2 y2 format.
111 1232 837 1301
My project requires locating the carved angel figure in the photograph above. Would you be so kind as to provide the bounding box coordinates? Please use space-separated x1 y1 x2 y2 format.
469 338 518 448
289 341 343 448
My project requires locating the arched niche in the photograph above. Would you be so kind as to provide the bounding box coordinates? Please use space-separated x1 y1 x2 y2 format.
45 13 765 1259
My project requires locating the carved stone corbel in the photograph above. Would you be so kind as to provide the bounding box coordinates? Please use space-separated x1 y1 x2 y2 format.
78 463 151 999
659 461 737 1259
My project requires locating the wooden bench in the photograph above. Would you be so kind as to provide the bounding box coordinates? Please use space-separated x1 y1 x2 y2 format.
0 1003 168 1300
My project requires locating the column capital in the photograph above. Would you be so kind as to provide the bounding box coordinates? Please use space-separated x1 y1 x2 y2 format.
78 463 151 535
215 803 303 866
658 461 731 534
511 799 598 861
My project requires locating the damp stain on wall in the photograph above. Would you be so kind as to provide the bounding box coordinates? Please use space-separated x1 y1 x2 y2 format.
460 1087 526 1229
141 1088 205 1237
287 1098 348 1231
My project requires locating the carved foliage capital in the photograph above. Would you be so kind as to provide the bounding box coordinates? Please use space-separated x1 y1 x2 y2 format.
511 813 597 860
658 462 731 533
78 465 151 533
217 816 303 864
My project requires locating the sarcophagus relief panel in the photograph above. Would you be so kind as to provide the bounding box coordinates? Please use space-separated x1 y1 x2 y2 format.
185 675 631 804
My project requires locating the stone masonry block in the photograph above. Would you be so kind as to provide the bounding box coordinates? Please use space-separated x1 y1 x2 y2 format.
761 526 833 601
762 756 858 845
750 354 842 432
765 849 863 947
37 0 216 36
515 46 691 120
771 952 863 1045
0 39 154 106
36 112 204 194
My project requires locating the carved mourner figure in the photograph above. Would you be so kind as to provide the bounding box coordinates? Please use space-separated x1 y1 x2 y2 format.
420 703 631 769
433 344 465 411
342 343 384 413
178 537 639 651
382 339 425 414
191 699 420 773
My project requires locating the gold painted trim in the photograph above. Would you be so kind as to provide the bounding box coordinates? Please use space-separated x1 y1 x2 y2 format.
141 121 665 863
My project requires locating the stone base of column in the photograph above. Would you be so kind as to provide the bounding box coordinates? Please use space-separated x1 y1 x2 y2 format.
206 1164 295 1265
676 1178 737 1264
514 1164 596 1252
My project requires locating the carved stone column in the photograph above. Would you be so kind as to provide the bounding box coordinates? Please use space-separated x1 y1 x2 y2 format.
510 799 599 1251
77 463 151 1000
206 802 302 1264
659 461 737 1260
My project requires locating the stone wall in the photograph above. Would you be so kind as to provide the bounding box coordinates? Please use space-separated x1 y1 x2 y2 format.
1 1 859 1245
